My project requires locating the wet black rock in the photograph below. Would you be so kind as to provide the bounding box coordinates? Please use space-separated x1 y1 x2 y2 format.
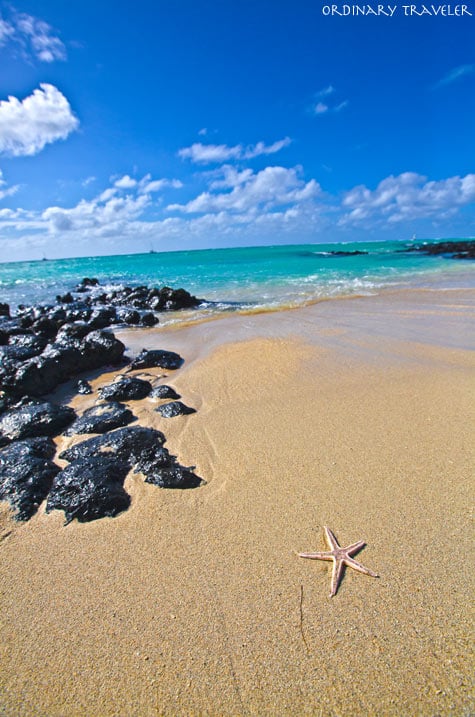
76 277 99 290
0 400 76 447
149 385 181 400
0 334 47 362
89 307 118 329
329 250 368 257
140 312 159 326
59 425 202 492
129 349 183 371
155 401 196 418
402 240 475 259
46 454 130 524
64 402 135 436
0 303 10 318
115 308 141 325
143 462 202 489
55 321 91 343
56 292 74 303
76 379 93 395
98 376 152 401
30 316 59 340
11 330 126 398
0 437 60 520
154 286 200 311
59 426 166 464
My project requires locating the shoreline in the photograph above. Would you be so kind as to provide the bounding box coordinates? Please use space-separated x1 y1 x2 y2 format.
1 287 474 715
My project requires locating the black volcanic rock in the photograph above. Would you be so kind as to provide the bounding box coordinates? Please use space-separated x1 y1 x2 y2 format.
59 426 166 464
10 330 126 398
129 349 183 371
46 454 130 524
98 376 152 401
0 334 47 363
115 308 141 325
89 307 118 329
329 250 368 256
149 385 181 400
0 400 76 447
140 312 159 326
59 425 202 492
0 303 10 318
0 437 60 520
76 379 93 395
64 402 135 436
403 240 475 259
142 462 202 489
155 401 196 418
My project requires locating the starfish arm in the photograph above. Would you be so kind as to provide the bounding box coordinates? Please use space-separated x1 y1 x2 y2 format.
323 526 340 550
344 556 379 578
330 558 345 597
345 540 366 556
298 551 333 561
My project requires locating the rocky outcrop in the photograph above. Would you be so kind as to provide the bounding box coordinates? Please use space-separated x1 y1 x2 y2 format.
46 455 131 524
129 349 183 371
0 438 60 520
155 401 196 418
98 376 152 401
2 330 126 399
149 385 181 400
59 426 202 494
64 402 135 436
402 240 475 259
0 400 76 447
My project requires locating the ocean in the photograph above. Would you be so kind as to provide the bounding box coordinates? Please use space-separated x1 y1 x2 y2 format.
1 240 473 326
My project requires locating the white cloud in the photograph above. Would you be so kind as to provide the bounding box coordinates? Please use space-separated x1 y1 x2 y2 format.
2 164 474 261
316 85 335 97
82 176 96 187
243 137 292 159
114 174 137 189
434 64 475 89
15 12 66 62
340 172 475 225
0 9 66 62
315 102 328 114
138 175 183 194
0 84 79 157
313 86 348 116
178 137 291 164
0 18 15 44
178 142 242 163
0 169 20 200
42 188 150 235
334 100 349 112
208 165 254 189
168 166 320 214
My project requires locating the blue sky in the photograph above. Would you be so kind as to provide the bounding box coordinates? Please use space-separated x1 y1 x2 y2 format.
0 0 474 260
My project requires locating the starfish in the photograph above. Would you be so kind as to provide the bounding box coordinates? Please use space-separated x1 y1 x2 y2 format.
299 526 378 597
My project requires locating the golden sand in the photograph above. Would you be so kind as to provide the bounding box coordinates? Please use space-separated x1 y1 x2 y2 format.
0 289 474 716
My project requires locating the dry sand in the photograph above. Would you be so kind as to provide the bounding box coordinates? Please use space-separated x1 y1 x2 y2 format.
0 288 474 716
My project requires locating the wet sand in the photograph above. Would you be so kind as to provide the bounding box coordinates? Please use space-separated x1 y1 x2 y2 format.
0 288 474 716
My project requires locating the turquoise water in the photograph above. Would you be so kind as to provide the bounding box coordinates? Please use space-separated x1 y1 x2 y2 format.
0 240 473 323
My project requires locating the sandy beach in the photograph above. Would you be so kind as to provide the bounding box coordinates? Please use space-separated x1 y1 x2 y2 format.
0 287 474 716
